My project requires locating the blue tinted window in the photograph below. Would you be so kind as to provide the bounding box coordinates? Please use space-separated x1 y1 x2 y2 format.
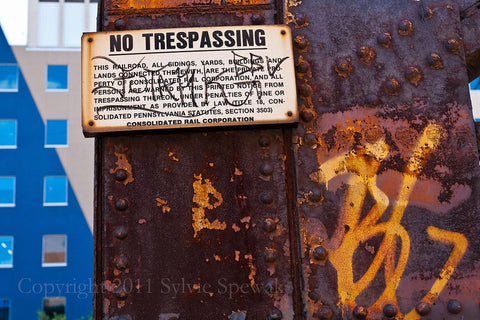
0 237 13 267
0 120 17 148
45 120 67 147
44 176 68 206
0 178 15 207
46 65 68 90
0 65 19 92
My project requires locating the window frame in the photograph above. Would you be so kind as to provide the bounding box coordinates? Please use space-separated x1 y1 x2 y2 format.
44 120 68 148
0 64 19 93
46 65 68 91
0 120 17 149
42 235 67 267
43 176 68 207
0 237 13 269
42 296 66 319
0 177 15 208
0 298 11 320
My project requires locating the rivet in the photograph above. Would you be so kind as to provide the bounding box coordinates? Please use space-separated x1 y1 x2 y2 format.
296 61 310 74
308 188 322 203
114 169 128 182
114 255 128 270
383 78 401 95
377 32 392 48
115 198 128 211
258 135 271 147
250 14 264 25
445 39 461 53
365 94 381 107
357 46 376 65
383 304 397 318
114 226 128 240
427 53 444 69
264 278 278 293
114 19 126 30
294 13 307 26
264 248 277 263
304 133 317 146
287 111 293 117
114 286 128 300
312 246 328 261
334 58 353 77
300 109 314 122
415 302 431 316
259 162 274 176
447 299 462 314
267 308 283 320
294 35 309 50
398 19 414 36
316 305 333 319
298 83 313 97
352 305 368 319
263 218 277 232
260 191 275 205
419 5 433 20
404 66 422 86
88 120 94 126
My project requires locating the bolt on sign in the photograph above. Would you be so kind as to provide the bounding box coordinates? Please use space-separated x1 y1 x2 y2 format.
81 25 297 133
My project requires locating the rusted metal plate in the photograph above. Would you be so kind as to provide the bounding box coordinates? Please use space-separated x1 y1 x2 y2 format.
81 25 297 133
288 1 480 319
94 0 297 319
97 130 294 319
458 0 480 81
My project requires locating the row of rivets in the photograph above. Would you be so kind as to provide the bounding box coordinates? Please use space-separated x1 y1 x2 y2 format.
346 299 462 318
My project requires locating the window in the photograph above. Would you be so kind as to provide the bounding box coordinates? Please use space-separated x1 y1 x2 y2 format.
0 178 15 207
0 237 13 268
46 65 68 91
0 65 19 92
42 235 67 267
0 299 11 320
0 120 17 149
45 120 67 147
42 297 65 318
43 176 68 206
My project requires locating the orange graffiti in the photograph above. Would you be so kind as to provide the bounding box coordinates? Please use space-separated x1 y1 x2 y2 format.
315 124 468 318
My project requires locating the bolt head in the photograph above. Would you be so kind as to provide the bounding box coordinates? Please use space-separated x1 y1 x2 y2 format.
383 304 397 318
447 299 462 314
251 14 265 25
427 53 444 69
365 94 381 107
259 162 274 176
114 169 128 181
258 135 271 147
264 278 278 294
445 39 461 53
264 248 277 262
114 286 128 300
303 133 317 146
316 305 333 319
114 226 128 240
294 13 307 26
115 198 128 211
267 308 283 320
312 246 328 261
294 36 308 50
398 19 414 36
114 19 126 30
300 109 314 122
263 218 277 233
114 255 128 270
260 191 275 205
352 305 368 319
296 61 310 74
308 188 323 203
383 78 401 95
298 83 313 97
404 66 422 86
357 46 376 65
415 302 431 316
377 33 392 48
419 5 433 19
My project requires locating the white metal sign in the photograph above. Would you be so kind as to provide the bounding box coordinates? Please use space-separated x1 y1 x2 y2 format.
81 25 297 133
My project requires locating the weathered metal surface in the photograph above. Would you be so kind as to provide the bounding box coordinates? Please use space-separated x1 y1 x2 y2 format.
288 1 480 319
459 0 480 81
95 0 480 319
94 1 298 319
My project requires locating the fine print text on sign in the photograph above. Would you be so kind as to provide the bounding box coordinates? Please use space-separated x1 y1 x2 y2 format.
81 25 298 133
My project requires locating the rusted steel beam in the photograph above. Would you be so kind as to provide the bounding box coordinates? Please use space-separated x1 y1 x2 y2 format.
459 0 480 81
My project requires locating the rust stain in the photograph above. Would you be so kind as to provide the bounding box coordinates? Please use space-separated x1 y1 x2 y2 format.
192 174 226 238
168 151 179 162
109 152 134 185
156 197 171 214
244 254 257 286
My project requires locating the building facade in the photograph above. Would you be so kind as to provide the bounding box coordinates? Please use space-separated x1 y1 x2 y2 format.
0 0 97 318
